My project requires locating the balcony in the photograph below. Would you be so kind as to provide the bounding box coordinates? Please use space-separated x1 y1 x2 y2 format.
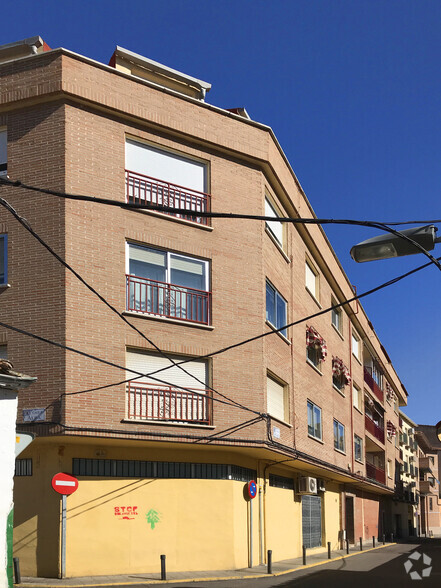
126 170 211 226
365 414 385 444
419 480 435 495
366 461 386 484
126 275 211 325
127 383 212 425
364 367 384 403
419 457 433 473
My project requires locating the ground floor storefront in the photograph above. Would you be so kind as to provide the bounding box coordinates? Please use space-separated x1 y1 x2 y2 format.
13 436 392 578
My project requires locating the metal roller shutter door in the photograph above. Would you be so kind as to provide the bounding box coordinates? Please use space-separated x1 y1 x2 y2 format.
302 495 322 548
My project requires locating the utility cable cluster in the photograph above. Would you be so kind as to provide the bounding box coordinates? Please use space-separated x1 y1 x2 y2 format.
1 177 440 444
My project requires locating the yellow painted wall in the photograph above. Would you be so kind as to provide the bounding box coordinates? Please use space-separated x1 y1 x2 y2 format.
323 482 341 551
13 439 258 577
265 486 301 560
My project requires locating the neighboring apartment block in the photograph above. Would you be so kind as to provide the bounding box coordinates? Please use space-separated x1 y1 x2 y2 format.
391 411 419 537
1 37 408 578
416 425 441 537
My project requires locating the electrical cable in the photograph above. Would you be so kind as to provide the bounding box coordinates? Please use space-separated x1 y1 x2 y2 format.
1 175 441 227
136 254 441 378
192 415 265 444
0 196 254 416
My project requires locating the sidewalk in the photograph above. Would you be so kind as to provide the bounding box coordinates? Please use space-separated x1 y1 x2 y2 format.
16 542 396 587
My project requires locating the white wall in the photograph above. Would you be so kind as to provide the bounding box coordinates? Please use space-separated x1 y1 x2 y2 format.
0 391 18 588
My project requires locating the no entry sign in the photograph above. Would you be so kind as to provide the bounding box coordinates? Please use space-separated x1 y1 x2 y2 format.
51 472 79 495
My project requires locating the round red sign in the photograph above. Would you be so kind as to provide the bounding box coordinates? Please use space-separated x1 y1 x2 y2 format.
51 472 79 495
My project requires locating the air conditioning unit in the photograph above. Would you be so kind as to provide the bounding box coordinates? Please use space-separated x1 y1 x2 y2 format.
408 428 414 435
298 476 317 494
317 478 326 492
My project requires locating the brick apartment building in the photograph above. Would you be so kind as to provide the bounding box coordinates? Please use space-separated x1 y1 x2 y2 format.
416 425 441 537
0 37 408 578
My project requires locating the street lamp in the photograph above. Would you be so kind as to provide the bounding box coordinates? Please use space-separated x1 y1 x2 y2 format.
350 225 440 263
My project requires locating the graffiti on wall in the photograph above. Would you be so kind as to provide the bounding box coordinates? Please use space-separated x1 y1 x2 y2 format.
146 509 161 529
114 506 139 520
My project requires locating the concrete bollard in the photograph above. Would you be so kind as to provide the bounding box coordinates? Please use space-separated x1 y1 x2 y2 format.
360 537 363 551
303 545 306 565
346 539 349 554
328 541 331 559
373 536 376 548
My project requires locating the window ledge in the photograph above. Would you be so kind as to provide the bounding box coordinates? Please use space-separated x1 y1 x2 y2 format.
355 458 364 465
352 353 362 366
129 207 214 231
333 384 346 397
305 287 321 308
331 323 344 340
308 433 324 444
265 320 291 344
306 359 322 375
334 448 346 456
265 227 291 263
353 406 364 416
122 419 215 430
123 311 215 330
0 283 11 289
268 415 292 428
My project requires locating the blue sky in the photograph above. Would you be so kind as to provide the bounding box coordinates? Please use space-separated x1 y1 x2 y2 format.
3 0 441 424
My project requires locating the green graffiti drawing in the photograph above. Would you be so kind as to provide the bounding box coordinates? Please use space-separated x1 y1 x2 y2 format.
146 509 161 529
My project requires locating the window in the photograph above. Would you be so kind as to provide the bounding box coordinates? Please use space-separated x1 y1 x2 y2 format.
305 260 319 300
15 459 32 476
306 326 327 370
307 400 322 440
353 383 362 412
331 300 342 333
126 243 210 325
265 197 284 248
333 420 345 453
266 281 287 337
267 374 287 422
387 459 392 479
354 435 363 462
0 129 6 176
332 357 350 392
0 344 6 360
351 329 361 360
125 139 209 225
269 474 294 489
125 349 210 424
0 234 7 285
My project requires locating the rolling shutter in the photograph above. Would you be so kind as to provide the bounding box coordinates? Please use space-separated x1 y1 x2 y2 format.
126 350 207 390
126 140 206 192
267 376 285 421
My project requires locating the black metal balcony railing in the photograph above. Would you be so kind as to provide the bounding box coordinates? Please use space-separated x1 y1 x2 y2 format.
364 367 384 403
126 275 211 325
126 170 211 226
127 383 212 425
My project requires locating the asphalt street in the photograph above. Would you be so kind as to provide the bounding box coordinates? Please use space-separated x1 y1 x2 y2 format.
142 540 441 588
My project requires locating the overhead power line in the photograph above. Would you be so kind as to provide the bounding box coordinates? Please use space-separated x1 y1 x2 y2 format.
0 196 253 416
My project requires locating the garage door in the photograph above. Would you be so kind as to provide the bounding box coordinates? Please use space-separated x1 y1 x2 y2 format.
302 495 322 548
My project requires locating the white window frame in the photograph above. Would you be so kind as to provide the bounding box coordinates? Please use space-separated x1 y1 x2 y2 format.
353 382 362 412
265 196 284 248
305 259 319 301
354 434 363 462
266 280 287 337
307 400 322 441
126 243 209 291
266 373 287 423
334 419 345 453
351 329 361 361
331 299 342 334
